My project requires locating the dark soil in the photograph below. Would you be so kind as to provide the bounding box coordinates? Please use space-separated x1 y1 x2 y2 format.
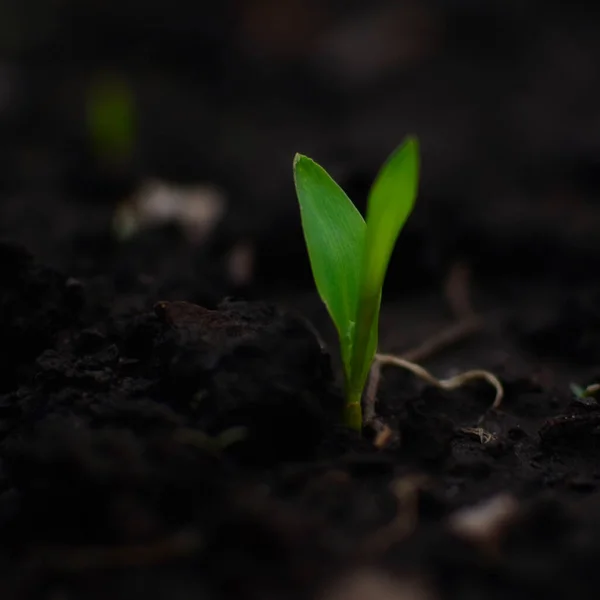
3 219 600 600
5 2 600 599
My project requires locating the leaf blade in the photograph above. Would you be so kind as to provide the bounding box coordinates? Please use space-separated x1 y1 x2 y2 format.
363 137 420 293
349 137 420 398
293 153 366 373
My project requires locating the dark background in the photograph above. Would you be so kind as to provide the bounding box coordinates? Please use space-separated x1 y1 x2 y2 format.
5 6 600 598
2 0 600 298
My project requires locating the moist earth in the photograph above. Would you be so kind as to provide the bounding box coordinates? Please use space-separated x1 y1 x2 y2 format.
4 3 600 597
1 219 600 600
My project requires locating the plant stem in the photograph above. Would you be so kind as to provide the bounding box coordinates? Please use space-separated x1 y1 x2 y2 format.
344 391 363 431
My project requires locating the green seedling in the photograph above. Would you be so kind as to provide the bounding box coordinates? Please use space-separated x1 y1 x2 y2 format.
293 137 419 430
571 382 600 400
86 72 136 166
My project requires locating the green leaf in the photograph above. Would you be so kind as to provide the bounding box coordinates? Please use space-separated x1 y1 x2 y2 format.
570 383 585 398
363 137 419 291
86 73 136 165
349 137 420 398
293 138 420 432
293 154 366 375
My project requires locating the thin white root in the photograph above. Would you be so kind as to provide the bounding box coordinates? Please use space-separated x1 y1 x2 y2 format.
460 427 497 444
363 263 503 433
374 353 504 416
360 475 430 555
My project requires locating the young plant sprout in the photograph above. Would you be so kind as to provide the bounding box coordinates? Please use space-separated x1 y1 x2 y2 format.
571 382 600 400
293 137 503 431
293 137 419 430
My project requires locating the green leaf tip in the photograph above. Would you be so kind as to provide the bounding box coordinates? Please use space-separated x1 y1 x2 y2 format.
292 152 304 168
293 136 420 432
292 150 366 377
348 136 420 413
